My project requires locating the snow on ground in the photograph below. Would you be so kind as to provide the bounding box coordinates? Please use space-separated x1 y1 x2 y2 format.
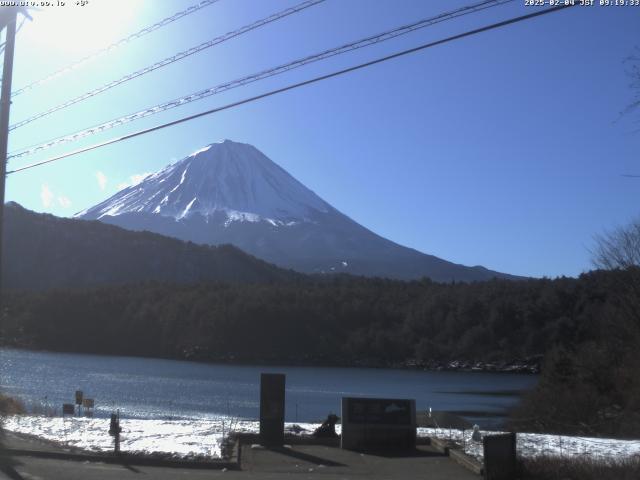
420 427 640 462
2 416 319 459
3 416 639 462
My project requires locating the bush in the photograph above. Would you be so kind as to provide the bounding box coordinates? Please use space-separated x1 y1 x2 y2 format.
519 455 640 480
0 393 25 415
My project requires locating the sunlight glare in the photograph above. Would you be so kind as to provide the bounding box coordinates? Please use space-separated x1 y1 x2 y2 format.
20 0 145 55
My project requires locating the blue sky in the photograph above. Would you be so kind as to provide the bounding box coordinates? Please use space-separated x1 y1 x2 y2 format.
4 0 639 278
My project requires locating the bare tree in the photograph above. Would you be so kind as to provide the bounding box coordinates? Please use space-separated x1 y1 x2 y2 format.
591 219 640 346
622 47 640 121
592 218 640 270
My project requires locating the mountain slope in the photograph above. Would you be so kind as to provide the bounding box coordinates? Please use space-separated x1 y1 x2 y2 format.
78 140 518 282
2 202 299 290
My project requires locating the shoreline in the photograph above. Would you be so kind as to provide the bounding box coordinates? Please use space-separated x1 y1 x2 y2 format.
0 345 541 374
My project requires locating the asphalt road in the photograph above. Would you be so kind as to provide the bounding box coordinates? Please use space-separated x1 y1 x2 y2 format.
0 431 478 479
1 446 478 480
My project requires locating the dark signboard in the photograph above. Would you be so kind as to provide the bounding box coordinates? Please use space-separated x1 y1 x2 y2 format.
346 398 412 425
483 433 517 480
259 373 285 446
75 390 83 406
83 398 94 409
62 403 75 415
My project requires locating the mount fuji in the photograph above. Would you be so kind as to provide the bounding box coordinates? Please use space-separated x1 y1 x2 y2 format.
76 140 516 282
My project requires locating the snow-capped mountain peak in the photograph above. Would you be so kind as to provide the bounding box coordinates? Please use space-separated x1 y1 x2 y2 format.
77 140 518 282
76 140 330 225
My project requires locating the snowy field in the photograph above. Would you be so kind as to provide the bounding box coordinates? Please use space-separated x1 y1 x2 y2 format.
419 427 640 462
2 415 321 458
3 415 640 462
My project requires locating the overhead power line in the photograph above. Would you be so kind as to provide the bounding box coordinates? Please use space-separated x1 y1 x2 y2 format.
9 0 513 161
10 0 222 97
9 0 325 131
7 3 575 175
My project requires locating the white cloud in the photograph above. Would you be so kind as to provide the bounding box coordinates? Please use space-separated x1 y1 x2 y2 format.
96 171 107 190
57 196 72 208
117 172 151 191
40 184 54 208
130 172 151 185
40 184 72 210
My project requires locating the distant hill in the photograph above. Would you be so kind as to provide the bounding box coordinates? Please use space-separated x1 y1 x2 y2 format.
2 202 299 290
77 139 521 282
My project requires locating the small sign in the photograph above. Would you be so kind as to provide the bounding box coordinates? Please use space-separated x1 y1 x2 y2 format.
75 390 83 405
83 398 94 409
62 403 75 415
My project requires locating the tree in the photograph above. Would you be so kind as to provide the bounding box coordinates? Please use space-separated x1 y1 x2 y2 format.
591 218 640 325
508 221 640 437
622 47 640 123
592 218 640 270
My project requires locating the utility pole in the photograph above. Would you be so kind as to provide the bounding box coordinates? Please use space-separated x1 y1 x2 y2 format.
0 9 19 322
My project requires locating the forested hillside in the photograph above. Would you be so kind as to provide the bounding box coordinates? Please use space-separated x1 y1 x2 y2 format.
3 267 638 436
0 271 617 367
2 202 299 289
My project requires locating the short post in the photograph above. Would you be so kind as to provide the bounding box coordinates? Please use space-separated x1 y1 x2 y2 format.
109 411 122 454
463 428 466 452
75 390 83 416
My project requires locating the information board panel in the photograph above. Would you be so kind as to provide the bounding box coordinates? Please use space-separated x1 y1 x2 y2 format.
341 397 416 451
347 398 413 425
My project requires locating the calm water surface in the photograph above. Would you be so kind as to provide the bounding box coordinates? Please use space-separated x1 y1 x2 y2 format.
0 348 537 426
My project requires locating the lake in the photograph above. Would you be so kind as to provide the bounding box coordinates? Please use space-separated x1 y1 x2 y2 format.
0 348 537 426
